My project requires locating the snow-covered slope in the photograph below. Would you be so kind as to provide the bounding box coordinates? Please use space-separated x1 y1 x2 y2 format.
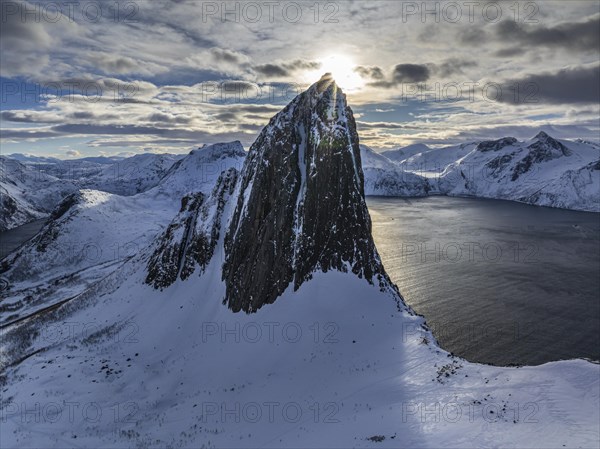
361 145 430 196
155 141 246 198
78 153 184 195
1 76 598 448
0 142 247 325
402 141 478 174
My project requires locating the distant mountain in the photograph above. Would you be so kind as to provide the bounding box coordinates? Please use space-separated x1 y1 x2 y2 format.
361 144 430 196
7 153 126 164
0 152 187 230
362 132 600 212
78 153 185 196
5 153 63 164
156 141 245 198
435 132 600 211
0 157 78 231
381 142 431 162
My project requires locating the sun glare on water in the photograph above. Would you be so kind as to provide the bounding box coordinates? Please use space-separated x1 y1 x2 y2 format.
315 54 364 90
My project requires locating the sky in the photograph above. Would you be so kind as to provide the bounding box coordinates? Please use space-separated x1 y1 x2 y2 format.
0 0 599 158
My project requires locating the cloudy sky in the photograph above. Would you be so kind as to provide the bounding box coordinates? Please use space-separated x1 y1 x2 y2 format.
1 0 599 158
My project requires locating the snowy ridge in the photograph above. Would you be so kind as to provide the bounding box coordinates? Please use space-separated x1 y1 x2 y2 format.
156 141 246 198
381 142 431 162
78 153 184 196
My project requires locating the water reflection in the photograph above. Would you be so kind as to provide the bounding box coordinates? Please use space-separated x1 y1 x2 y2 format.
367 196 600 366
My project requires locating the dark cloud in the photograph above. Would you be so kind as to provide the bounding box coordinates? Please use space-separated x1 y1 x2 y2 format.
253 63 289 77
496 64 600 105
457 27 488 46
368 60 476 88
354 65 384 80
494 47 526 58
210 48 246 64
213 111 239 121
253 59 320 78
392 64 430 83
432 59 478 77
1 111 57 124
146 112 192 124
1 129 59 139
496 15 600 53
71 112 96 120
369 64 431 88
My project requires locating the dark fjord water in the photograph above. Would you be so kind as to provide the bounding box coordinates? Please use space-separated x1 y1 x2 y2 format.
0 219 46 260
367 196 600 366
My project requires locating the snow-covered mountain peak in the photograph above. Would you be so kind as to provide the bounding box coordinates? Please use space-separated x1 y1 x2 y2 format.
533 130 551 141
476 136 518 152
190 140 246 161
526 130 572 158
142 79 395 312
221 78 394 312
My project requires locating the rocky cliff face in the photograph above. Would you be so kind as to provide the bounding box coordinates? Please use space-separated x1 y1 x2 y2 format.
222 74 392 312
145 168 239 289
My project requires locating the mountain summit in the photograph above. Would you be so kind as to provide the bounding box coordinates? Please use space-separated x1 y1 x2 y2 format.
223 75 392 312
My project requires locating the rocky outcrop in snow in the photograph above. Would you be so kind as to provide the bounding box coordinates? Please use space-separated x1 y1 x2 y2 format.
145 168 239 289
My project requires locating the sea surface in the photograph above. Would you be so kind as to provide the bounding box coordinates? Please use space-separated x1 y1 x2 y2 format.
367 196 600 366
0 219 46 260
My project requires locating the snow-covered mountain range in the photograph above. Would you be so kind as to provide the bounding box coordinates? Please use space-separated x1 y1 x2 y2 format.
0 147 233 231
361 133 600 211
1 76 598 448
3 131 597 234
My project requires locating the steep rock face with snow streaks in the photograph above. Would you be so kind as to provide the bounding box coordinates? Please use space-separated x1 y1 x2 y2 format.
223 74 392 312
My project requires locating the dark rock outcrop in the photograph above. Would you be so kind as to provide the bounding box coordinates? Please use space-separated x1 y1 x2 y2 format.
145 168 239 289
476 137 517 152
222 74 393 312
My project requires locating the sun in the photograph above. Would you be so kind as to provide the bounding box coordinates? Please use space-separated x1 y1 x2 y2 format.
316 54 364 90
